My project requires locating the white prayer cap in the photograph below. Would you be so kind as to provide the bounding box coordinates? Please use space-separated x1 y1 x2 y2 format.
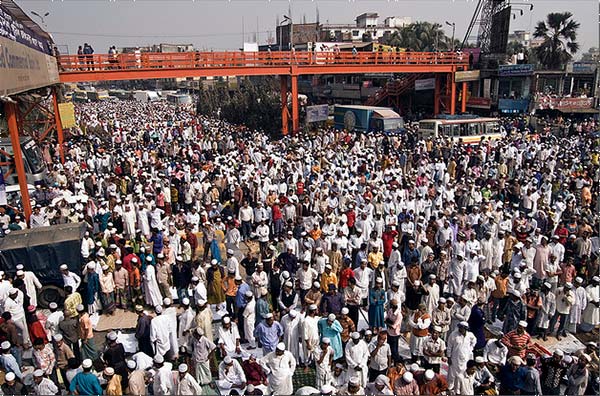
154 305 163 314
289 309 298 318
53 334 63 342
153 355 164 364
0 341 10 350
222 316 231 324
163 298 171 306
211 259 218 265
309 304 318 311
424 369 435 380
276 342 286 351
76 304 85 312
107 331 118 341
127 360 137 370
104 367 115 376
33 369 44 377
459 321 469 328
376 277 383 283
403 372 414 383
178 364 188 373
82 359 93 369
60 264 68 270
349 376 360 386
49 302 58 309
327 313 336 321
5 372 15 382
227 249 234 255
351 332 360 340
518 320 528 328
191 276 199 282
15 264 24 270
102 265 109 271
264 313 273 319
223 356 233 364
181 298 190 305
475 356 486 363
322 337 331 344
320 384 335 394
245 290 253 298
341 307 349 315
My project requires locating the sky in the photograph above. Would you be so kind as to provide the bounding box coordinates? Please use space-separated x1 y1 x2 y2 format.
16 0 599 56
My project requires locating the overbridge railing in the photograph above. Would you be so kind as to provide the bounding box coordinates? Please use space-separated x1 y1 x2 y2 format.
57 51 469 72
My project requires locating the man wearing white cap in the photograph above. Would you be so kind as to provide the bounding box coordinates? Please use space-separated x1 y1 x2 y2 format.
153 354 175 396
0 341 22 380
537 282 556 341
259 342 296 396
143 257 163 307
345 331 368 387
177 298 196 351
582 276 600 331
44 302 63 341
315 337 334 388
33 368 59 395
446 321 476 390
568 277 587 333
150 305 172 358
4 288 29 348
550 282 575 340
70 359 102 395
281 309 302 359
302 304 320 366
177 363 202 395
254 313 282 355
501 320 532 360
61 264 82 292
191 328 216 387
217 355 247 391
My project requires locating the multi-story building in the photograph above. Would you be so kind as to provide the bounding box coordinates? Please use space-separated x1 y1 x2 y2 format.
320 13 412 42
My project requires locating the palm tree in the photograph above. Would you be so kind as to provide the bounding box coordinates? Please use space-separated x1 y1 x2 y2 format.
533 12 580 70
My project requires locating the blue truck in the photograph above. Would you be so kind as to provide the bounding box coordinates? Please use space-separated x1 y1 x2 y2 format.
333 105 405 133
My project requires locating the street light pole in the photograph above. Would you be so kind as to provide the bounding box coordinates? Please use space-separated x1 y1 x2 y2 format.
446 21 456 51
31 11 49 28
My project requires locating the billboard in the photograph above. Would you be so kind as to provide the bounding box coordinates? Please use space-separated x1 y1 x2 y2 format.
498 64 534 77
455 70 480 82
490 6 511 54
58 102 77 129
415 78 435 91
0 36 60 96
536 97 594 110
0 4 52 55
306 104 329 123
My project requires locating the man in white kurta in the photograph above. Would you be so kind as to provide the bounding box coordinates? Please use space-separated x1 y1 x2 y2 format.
150 306 172 357
260 343 297 396
302 305 320 365
446 322 477 391
242 292 256 348
143 264 163 307
569 277 588 332
152 356 174 396
345 332 369 387
583 276 600 328
281 310 302 358
176 364 203 395
4 289 30 347
177 299 196 351
17 269 42 307
217 356 246 391
162 298 179 359
217 317 241 357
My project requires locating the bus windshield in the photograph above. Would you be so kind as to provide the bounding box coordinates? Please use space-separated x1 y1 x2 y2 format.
22 140 46 174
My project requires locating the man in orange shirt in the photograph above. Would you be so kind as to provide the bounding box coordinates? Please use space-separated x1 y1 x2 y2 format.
77 304 98 362
420 369 449 395
222 270 239 317
491 271 509 322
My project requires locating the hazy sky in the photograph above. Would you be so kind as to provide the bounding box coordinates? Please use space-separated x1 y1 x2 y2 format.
17 0 598 55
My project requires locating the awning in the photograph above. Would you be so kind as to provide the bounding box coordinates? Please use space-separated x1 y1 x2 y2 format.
372 109 401 118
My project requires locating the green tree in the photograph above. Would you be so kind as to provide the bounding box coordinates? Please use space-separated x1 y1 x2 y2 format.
381 22 453 51
533 12 580 70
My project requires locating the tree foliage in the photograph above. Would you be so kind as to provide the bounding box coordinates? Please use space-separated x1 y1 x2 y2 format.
197 77 282 134
533 12 580 70
380 21 458 51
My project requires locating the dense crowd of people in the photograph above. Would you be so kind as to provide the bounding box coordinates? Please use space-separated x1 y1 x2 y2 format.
0 97 598 395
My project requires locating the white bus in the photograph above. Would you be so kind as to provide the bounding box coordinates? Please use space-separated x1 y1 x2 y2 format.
418 117 502 144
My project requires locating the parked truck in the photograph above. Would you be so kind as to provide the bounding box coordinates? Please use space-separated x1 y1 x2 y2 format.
333 105 405 133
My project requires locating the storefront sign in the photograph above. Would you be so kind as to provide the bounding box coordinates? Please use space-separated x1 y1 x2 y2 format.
498 64 534 77
306 104 329 123
414 78 435 91
536 96 594 110
0 4 52 55
567 62 597 74
0 36 59 96
467 97 492 109
455 70 480 83
499 98 530 113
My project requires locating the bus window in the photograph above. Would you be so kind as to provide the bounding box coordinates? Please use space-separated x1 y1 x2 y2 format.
459 124 468 136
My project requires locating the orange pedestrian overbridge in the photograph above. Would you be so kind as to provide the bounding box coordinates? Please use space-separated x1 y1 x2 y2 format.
58 51 471 134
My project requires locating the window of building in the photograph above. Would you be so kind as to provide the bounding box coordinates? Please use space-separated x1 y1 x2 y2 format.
352 30 360 37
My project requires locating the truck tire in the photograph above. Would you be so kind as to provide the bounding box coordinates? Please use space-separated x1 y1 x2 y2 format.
38 286 65 309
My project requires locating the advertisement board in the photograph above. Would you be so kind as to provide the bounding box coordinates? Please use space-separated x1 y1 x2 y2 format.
0 3 52 55
414 78 435 91
306 104 329 123
499 98 530 113
498 64 534 77
536 96 594 110
455 70 480 83
467 97 492 109
0 36 60 96
58 102 77 129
